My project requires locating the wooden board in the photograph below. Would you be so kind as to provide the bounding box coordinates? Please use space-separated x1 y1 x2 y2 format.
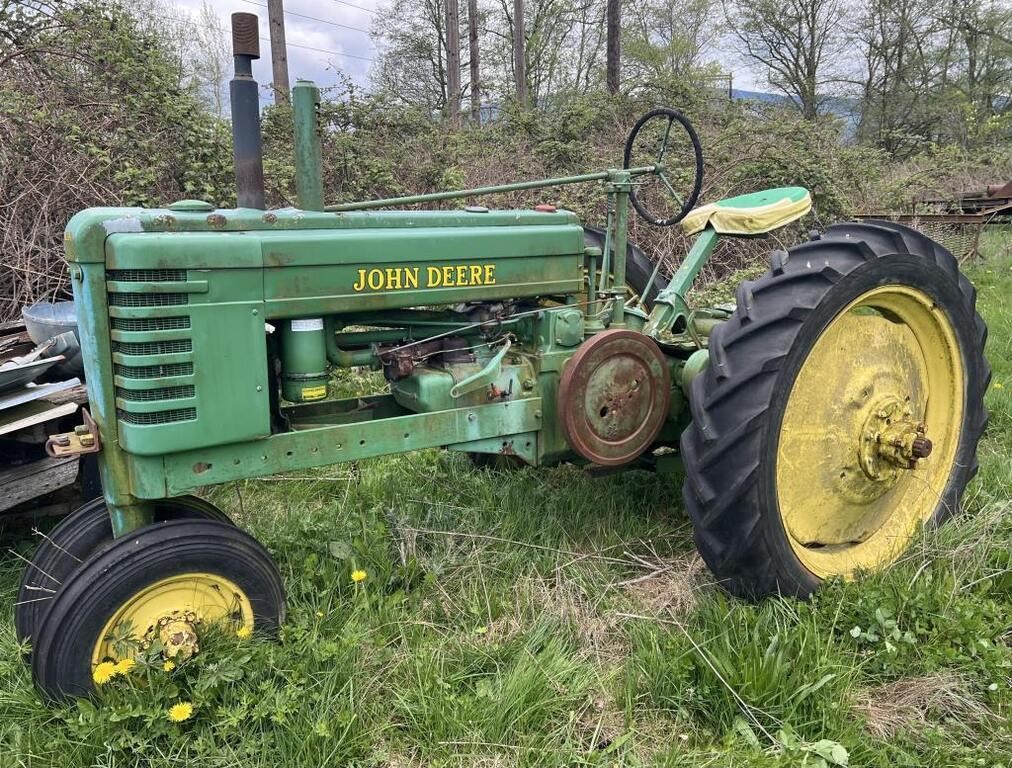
0 455 79 513
0 401 77 437
0 378 82 413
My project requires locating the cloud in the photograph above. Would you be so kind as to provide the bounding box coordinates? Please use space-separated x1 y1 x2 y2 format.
167 0 381 99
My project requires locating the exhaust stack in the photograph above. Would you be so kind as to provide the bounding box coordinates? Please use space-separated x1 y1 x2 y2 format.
229 12 266 209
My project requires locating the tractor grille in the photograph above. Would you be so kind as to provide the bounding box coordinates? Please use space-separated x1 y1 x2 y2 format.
117 407 197 425
109 268 198 428
117 385 195 402
109 292 187 307
111 316 190 332
113 339 193 356
114 362 193 379
107 269 188 282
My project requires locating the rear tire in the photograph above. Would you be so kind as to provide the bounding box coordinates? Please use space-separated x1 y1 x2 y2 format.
680 221 988 598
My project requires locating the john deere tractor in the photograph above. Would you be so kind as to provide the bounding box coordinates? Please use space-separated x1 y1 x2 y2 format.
17 14 988 700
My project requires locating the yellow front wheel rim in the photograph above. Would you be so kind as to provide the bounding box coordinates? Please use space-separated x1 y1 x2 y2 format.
92 573 254 666
776 285 964 578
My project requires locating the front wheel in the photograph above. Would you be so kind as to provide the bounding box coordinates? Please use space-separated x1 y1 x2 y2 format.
15 496 232 646
32 519 285 700
681 221 989 598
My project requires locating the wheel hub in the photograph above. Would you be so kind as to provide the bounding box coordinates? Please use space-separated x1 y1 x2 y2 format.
150 611 201 660
858 396 932 480
91 572 253 667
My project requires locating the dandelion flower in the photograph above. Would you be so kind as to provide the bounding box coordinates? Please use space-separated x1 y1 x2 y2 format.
92 661 116 685
995 382 1004 390
114 657 136 675
351 569 367 583
167 702 194 723
315 611 324 618
163 660 176 672
235 625 252 640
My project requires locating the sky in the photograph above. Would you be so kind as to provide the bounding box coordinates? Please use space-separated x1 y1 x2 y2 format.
165 0 760 104
167 0 382 101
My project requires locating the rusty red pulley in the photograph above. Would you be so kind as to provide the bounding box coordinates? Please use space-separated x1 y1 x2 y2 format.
558 329 670 466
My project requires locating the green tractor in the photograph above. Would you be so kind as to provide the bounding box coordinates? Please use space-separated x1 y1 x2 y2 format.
17 14 988 700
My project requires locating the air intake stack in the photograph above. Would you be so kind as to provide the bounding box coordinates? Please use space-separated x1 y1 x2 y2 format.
229 12 266 209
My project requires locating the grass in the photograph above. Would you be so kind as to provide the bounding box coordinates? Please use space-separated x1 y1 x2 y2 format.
0 229 1010 767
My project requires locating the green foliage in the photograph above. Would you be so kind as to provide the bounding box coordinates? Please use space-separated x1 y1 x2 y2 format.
0 0 235 320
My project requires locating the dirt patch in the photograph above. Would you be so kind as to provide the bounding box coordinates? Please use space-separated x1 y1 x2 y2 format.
854 672 995 739
623 553 708 616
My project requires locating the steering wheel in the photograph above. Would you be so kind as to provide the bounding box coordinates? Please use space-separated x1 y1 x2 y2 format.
623 108 704 227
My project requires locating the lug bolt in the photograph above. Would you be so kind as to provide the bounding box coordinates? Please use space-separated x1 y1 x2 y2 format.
911 437 933 459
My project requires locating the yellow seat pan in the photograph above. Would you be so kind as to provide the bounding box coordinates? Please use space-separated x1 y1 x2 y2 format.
681 186 812 236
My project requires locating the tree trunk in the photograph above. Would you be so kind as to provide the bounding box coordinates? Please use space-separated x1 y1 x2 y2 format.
467 0 480 122
606 0 620 94
514 0 528 107
444 0 461 127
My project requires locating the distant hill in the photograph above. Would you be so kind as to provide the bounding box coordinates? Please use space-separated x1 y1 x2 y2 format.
731 88 859 136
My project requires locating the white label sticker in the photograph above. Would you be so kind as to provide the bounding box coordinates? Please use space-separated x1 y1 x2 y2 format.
291 318 324 332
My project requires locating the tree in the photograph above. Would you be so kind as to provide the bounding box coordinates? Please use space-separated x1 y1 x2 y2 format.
605 0 619 93
853 0 947 153
444 0 462 125
623 0 719 87
371 0 449 112
513 0 528 105
0 0 233 321
725 0 848 119
852 0 1011 153
467 0 481 121
189 1 231 118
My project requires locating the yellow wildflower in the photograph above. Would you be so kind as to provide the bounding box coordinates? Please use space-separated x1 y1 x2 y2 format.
92 661 116 685
315 611 324 618
163 660 176 672
995 382 1004 390
235 625 252 640
351 569 367 583
167 702 194 723
114 658 136 675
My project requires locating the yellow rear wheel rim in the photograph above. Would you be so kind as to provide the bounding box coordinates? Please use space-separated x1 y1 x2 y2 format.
92 573 254 666
776 285 964 579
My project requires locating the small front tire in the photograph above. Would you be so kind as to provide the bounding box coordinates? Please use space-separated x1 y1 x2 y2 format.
32 518 285 700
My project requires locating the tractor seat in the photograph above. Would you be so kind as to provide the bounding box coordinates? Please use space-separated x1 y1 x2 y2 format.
681 186 812 236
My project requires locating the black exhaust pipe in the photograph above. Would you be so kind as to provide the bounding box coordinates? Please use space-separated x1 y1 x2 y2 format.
229 12 266 209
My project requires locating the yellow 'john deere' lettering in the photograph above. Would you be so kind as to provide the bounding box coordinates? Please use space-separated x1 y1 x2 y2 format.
353 264 496 292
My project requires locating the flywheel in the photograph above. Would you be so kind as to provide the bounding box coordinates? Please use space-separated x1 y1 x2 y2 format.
558 329 671 467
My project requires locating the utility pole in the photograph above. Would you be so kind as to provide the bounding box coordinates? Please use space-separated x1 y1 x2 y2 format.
467 0 480 123
513 0 527 107
444 0 461 127
606 0 619 95
267 0 290 104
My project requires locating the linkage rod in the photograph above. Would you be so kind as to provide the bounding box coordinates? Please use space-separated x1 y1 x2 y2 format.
325 166 657 211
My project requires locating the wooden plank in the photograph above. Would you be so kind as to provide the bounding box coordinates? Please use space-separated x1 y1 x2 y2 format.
0 455 79 512
42 383 88 406
0 401 77 437
0 378 82 413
